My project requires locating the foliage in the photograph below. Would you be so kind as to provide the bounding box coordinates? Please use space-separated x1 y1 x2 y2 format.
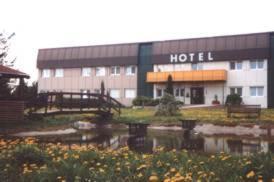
100 81 105 95
0 31 15 66
155 93 182 116
165 74 173 95
0 138 273 182
132 96 160 106
225 94 242 105
12 81 38 100
0 31 16 98
0 78 12 99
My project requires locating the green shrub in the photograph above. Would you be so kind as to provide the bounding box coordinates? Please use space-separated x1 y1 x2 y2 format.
155 93 182 116
225 94 242 105
12 144 48 165
132 96 159 106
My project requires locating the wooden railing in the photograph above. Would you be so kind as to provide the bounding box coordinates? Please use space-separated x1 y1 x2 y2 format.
26 92 123 116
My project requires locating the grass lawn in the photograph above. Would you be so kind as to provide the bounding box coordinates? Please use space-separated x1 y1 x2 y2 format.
113 107 274 125
1 107 274 134
0 138 273 182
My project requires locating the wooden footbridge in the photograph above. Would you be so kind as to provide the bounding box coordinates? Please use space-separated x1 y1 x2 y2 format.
26 92 123 118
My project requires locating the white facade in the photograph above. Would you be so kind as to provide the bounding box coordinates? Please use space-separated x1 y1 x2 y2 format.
153 59 268 108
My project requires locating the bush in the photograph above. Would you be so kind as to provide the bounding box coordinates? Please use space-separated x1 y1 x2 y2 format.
132 96 159 106
155 93 182 116
225 94 242 105
12 144 48 165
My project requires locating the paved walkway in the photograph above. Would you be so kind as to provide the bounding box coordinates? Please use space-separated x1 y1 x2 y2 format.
181 104 221 109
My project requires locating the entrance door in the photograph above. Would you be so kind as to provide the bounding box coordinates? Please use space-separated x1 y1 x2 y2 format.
190 87 204 104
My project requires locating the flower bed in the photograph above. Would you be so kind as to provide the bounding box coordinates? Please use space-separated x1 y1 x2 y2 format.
0 138 273 182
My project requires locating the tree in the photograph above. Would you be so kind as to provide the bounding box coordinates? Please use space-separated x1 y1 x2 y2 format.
0 32 16 66
100 80 105 95
165 74 173 95
0 31 16 98
12 81 38 100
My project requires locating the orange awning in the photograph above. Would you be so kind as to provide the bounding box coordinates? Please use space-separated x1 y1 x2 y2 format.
147 70 227 83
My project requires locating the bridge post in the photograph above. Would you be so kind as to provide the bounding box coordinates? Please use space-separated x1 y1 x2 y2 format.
60 92 63 112
80 92 83 112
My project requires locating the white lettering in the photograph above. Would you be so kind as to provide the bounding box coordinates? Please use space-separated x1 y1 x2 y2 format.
169 52 214 63
208 52 213 61
189 53 195 62
179 54 187 62
198 52 204 61
170 54 178 63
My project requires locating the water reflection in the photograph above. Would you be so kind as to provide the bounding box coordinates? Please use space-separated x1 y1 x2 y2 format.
35 127 274 155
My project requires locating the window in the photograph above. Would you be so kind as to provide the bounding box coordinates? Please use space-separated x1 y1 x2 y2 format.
55 69 63 77
125 89 136 99
156 89 163 97
250 87 264 97
111 66 120 75
95 67 106 76
250 60 264 69
110 89 120 98
180 88 185 97
82 68 91 77
175 88 180 97
174 88 185 97
191 63 203 70
230 87 242 96
126 66 136 75
230 61 242 70
42 69 50 78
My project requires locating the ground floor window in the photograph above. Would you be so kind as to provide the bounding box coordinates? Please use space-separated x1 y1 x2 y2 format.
125 89 136 99
110 89 120 99
230 87 242 96
250 86 264 97
174 88 185 97
156 89 163 97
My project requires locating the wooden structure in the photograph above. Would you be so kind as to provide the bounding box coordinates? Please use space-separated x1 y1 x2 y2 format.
180 119 197 130
0 65 30 122
27 92 123 118
227 105 261 118
126 123 150 135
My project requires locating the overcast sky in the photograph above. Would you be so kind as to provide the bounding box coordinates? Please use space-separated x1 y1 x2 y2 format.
1 0 274 82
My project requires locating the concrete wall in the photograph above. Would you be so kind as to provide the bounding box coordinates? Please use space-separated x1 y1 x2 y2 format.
38 66 137 106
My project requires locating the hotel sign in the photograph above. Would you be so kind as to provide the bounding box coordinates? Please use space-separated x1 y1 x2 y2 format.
170 52 214 63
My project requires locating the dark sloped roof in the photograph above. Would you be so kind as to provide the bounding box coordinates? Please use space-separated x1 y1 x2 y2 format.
0 65 30 78
37 32 272 69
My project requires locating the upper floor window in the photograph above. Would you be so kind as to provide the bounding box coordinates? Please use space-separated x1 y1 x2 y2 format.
82 67 91 77
126 66 136 75
250 60 264 69
250 86 264 97
230 87 242 96
191 63 203 70
42 69 50 78
111 66 120 75
95 67 106 76
230 61 242 70
55 69 64 77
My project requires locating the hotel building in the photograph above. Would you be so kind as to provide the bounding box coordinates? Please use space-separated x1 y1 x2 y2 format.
37 32 274 108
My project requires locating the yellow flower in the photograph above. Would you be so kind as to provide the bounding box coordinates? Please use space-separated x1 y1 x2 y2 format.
246 171 255 178
137 173 143 178
57 176 62 180
170 168 176 173
149 175 159 182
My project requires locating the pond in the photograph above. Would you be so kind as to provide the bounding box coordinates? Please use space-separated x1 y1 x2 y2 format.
10 122 274 155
